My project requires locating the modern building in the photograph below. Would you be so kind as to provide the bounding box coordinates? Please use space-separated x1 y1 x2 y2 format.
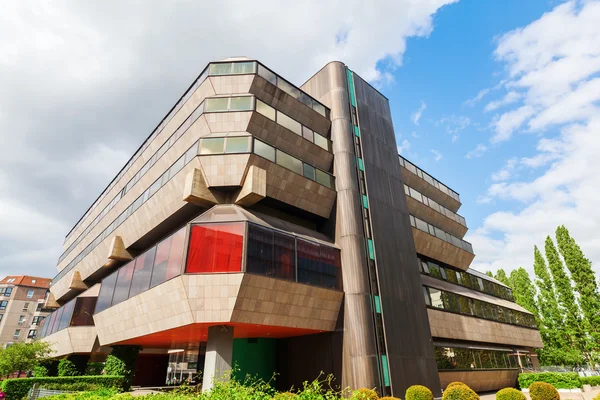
0 276 51 347
39 58 542 396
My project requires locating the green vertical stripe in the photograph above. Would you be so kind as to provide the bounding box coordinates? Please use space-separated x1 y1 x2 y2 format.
354 125 360 137
347 69 356 107
362 194 369 209
374 295 381 313
358 157 365 171
368 239 375 260
381 355 390 386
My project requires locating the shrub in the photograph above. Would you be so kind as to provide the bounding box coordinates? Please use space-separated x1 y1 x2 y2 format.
580 376 600 387
85 362 104 376
496 387 526 400
40 382 100 391
406 384 433 400
58 359 80 377
273 392 297 400
379 397 401 400
41 387 123 400
33 365 48 377
594 393 600 400
353 388 379 400
442 383 479 400
518 372 581 389
529 382 559 400
0 376 124 400
104 346 140 392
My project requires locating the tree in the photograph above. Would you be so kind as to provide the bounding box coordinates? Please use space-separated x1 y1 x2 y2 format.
58 358 79 376
508 267 538 314
494 269 510 286
0 341 52 376
555 226 600 358
485 271 494 278
544 236 585 363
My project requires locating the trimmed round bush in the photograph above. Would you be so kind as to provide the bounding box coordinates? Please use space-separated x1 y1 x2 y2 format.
593 393 600 400
406 385 433 400
529 382 559 400
442 383 479 400
496 387 526 400
379 397 401 400
353 388 379 400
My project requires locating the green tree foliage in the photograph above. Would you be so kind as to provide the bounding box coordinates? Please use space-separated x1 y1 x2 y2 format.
104 346 141 391
0 341 52 376
494 269 510 286
508 268 538 314
58 359 79 377
555 225 600 355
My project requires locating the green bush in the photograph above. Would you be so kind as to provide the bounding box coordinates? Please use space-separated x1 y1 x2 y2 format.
85 362 104 376
33 365 49 377
594 393 600 400
580 376 600 386
42 388 125 400
273 392 297 400
442 383 479 400
379 397 400 400
40 382 100 391
352 388 379 400
0 376 124 400
518 372 581 389
58 359 80 377
406 384 433 400
496 387 526 400
529 382 559 400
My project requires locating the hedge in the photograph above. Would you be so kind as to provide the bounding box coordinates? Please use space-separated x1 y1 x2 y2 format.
0 376 124 400
580 376 600 386
518 372 582 389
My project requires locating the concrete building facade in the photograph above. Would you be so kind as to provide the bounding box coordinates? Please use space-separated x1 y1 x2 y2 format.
0 276 51 348
40 58 542 396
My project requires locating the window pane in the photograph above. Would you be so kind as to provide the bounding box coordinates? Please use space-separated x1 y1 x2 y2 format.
170 156 185 176
303 164 316 180
316 169 334 188
209 63 232 75
429 288 444 309
276 150 303 175
232 62 255 74
319 245 342 289
314 133 329 150
277 112 302 135
229 96 253 111
71 297 97 327
410 190 423 203
166 228 186 281
205 98 229 112
225 137 251 153
95 271 118 314
256 100 276 120
184 143 198 164
111 261 135 306
415 218 428 232
200 138 225 155
312 101 326 117
276 78 301 99
128 246 157 298
257 64 277 85
246 224 274 277
272 231 297 282
58 300 75 331
186 223 244 273
302 126 314 142
297 240 321 287
254 140 275 162
423 287 431 306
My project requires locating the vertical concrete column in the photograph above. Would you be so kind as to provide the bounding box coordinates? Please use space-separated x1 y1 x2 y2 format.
202 325 234 392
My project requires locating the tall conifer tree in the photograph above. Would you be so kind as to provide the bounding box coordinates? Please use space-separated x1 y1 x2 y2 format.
508 267 538 315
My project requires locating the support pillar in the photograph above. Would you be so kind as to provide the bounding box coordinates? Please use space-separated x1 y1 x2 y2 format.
202 325 234 392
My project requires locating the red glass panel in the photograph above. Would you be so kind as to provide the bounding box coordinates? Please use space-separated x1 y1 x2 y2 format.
186 223 244 273
71 297 97 326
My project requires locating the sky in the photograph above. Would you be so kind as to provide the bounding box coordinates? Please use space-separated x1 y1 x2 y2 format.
0 0 598 280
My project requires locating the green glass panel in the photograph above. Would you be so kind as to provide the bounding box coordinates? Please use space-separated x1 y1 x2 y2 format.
362 194 369 209
354 125 360 137
358 157 365 171
374 295 381 314
381 355 390 387
347 69 356 107
367 239 375 260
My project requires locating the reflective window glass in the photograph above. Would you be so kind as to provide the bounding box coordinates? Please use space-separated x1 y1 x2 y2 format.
229 96 253 111
246 224 274 277
170 155 185 176
415 218 428 232
319 245 342 289
423 287 431 306
302 126 314 142
316 169 334 189
254 140 275 162
205 98 229 112
186 223 244 273
58 300 75 331
257 64 277 85
232 62 256 74
256 100 276 120
429 288 444 309
303 164 316 180
111 261 135 306
150 227 186 288
276 150 303 175
95 271 118 314
209 63 232 75
314 133 329 150
71 297 97 327
200 138 225 155
312 101 327 117
277 78 301 99
225 137 251 153
277 112 302 135
297 240 322 287
128 247 157 298
184 143 198 164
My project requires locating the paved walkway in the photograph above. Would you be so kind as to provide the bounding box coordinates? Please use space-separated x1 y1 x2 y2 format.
480 388 600 400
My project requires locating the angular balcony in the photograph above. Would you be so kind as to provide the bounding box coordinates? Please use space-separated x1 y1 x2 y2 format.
88 206 343 348
404 184 467 238
410 215 474 270
400 156 461 213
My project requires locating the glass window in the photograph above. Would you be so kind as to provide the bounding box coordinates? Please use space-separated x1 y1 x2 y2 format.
200 138 225 155
148 179 162 198
171 155 185 176
256 100 276 120
246 225 274 277
455 348 476 369
253 139 275 162
184 143 198 164
71 297 97 326
209 63 232 75
277 112 302 135
423 287 431 306
428 261 441 278
314 133 329 150
442 292 460 313
297 240 341 288
257 64 277 85
302 126 314 142
58 300 75 331
410 190 423 203
150 227 186 288
312 102 326 117
276 78 301 99
26 290 34 298
316 169 334 189
428 288 443 309
276 150 303 175
186 223 244 273
232 62 255 74
205 98 229 112
225 137 251 153
128 246 157 298
319 245 342 289
111 261 135 306
415 218 428 233
303 164 316 180
229 96 253 111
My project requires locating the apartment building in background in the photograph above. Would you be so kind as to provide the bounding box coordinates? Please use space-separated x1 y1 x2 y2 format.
39 58 542 396
0 276 51 347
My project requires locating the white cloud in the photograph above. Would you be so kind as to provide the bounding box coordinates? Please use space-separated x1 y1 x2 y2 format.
411 101 427 125
430 149 443 162
484 91 522 112
464 88 491 107
397 139 411 154
470 0 600 277
436 114 471 142
491 158 518 182
465 144 488 159
0 0 459 278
